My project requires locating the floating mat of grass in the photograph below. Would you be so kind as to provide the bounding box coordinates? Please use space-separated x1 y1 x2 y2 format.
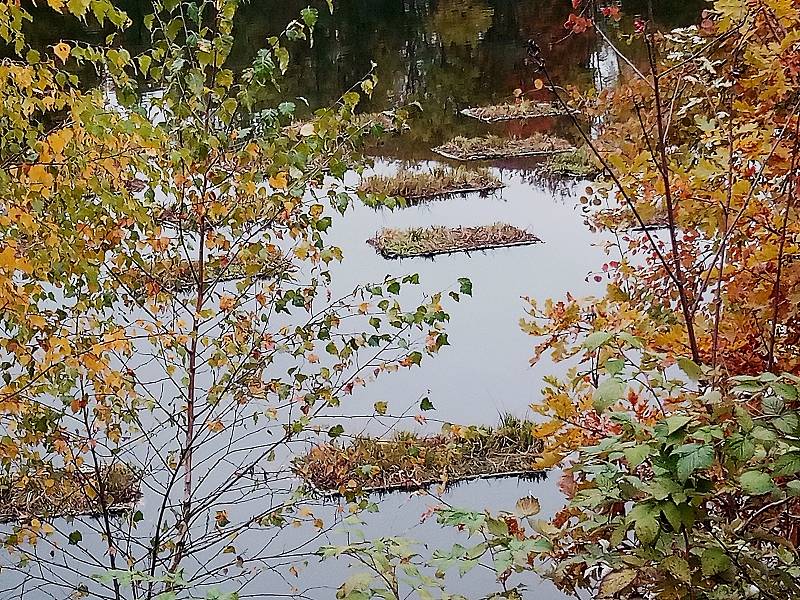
359 166 504 203
368 223 541 259
294 416 544 496
0 464 141 522
284 111 408 137
460 100 577 122
126 252 294 298
542 147 602 178
433 133 575 161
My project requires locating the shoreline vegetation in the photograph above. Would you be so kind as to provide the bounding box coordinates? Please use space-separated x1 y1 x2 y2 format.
126 252 294 298
0 464 141 523
433 133 575 161
460 100 577 123
294 416 545 496
358 166 504 203
368 223 541 258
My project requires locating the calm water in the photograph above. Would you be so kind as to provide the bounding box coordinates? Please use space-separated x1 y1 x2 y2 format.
3 1 702 598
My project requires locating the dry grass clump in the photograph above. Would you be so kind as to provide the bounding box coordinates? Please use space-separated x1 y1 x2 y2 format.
368 223 540 259
294 415 544 495
461 99 576 122
359 166 503 202
543 147 601 178
433 133 574 161
0 463 141 522
126 251 294 298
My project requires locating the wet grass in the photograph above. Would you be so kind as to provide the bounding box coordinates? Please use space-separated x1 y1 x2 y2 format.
359 166 503 203
542 147 601 178
433 133 574 161
461 99 576 122
294 415 544 495
0 464 141 522
367 223 541 258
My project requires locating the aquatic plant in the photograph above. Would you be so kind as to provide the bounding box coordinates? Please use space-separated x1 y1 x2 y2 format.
358 166 503 202
368 223 541 258
294 415 543 495
461 99 577 122
433 133 574 161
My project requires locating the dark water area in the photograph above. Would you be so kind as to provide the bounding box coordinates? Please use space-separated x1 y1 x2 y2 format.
3 1 703 598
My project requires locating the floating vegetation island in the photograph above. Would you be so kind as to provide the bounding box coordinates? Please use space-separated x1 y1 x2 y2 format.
0 464 141 522
433 133 574 161
127 252 294 298
294 416 544 495
543 147 601 178
359 166 503 203
461 100 577 123
368 223 541 258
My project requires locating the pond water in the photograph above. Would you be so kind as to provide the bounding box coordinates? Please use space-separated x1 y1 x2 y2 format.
3 1 702 598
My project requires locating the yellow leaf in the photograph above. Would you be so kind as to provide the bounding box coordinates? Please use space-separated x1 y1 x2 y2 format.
269 172 288 190
54 42 71 64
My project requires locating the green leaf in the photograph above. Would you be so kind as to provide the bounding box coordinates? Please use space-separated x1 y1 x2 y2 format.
739 470 775 495
419 397 434 411
374 401 387 415
68 530 82 545
676 444 714 481
662 555 691 583
624 444 652 468
665 415 693 435
701 547 731 577
486 517 509 537
677 357 702 381
327 424 344 438
593 377 625 412
773 451 800 476
633 512 660 545
457 277 472 296
583 331 613 351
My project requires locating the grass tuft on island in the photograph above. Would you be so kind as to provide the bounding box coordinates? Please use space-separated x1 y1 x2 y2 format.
359 166 503 203
368 223 541 258
294 415 544 496
126 252 294 299
542 147 602 178
0 464 141 523
461 99 577 122
433 133 574 161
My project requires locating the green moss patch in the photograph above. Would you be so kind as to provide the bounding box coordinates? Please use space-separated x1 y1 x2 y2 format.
433 133 574 161
0 464 141 522
359 166 503 203
367 223 541 258
461 100 577 122
294 416 544 495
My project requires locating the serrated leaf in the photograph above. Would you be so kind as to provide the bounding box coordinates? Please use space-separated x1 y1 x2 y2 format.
676 444 714 481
